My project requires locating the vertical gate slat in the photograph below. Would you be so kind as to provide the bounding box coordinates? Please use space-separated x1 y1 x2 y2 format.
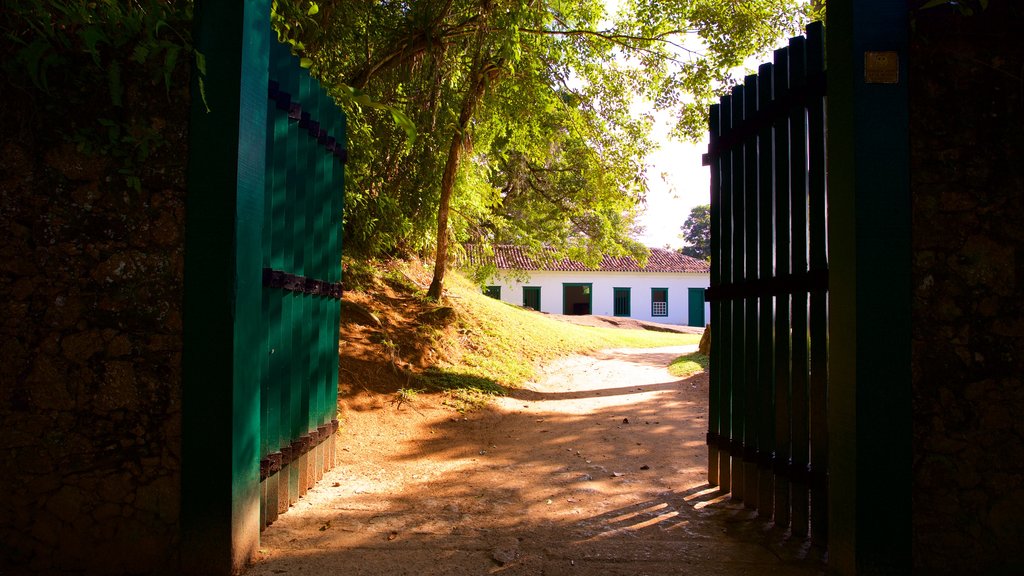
260 69 274 532
329 105 345 472
742 75 760 509
806 21 829 543
284 68 305 507
310 88 326 485
317 91 334 478
772 45 793 531
718 95 734 493
300 68 319 493
296 69 311 496
277 48 298 517
262 40 292 528
707 103 722 488
315 97 331 475
274 50 296 513
756 62 776 520
787 34 811 538
327 100 342 470
729 87 746 502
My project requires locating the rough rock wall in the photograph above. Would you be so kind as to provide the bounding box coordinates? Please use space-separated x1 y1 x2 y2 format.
910 4 1024 574
0 67 188 573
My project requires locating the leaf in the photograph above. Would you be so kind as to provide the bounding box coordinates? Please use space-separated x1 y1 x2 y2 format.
195 50 210 113
300 57 313 68
307 3 319 16
20 38 54 90
195 50 207 76
163 45 181 94
132 45 150 64
108 60 123 107
390 108 418 144
79 26 108 66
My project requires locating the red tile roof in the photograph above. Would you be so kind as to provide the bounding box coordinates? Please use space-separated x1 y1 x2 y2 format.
472 245 709 274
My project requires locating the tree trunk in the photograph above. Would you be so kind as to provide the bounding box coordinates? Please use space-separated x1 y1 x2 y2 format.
427 63 498 299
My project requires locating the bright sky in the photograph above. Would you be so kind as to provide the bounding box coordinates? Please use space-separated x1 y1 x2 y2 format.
636 120 710 250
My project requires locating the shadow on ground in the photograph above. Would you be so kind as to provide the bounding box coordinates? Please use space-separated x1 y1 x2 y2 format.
247 348 825 576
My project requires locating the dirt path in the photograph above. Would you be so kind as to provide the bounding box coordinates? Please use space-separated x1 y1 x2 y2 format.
246 346 826 576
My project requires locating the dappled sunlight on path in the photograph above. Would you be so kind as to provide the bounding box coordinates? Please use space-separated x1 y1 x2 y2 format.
246 346 825 576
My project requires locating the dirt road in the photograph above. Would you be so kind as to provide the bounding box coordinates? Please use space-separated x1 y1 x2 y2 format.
246 346 825 576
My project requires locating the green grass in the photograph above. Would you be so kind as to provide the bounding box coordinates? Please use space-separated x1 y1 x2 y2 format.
421 267 700 394
668 352 709 378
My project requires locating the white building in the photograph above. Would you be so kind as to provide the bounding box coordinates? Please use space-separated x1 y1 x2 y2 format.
478 245 710 327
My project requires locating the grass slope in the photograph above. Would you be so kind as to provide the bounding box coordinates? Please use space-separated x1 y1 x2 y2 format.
339 259 700 410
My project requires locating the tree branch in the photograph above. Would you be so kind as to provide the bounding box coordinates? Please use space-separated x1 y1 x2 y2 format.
518 23 700 57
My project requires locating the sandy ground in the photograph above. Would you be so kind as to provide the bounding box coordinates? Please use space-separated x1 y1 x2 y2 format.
246 346 826 576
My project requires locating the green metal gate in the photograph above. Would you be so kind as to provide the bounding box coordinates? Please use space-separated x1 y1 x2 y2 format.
258 40 346 530
704 22 828 543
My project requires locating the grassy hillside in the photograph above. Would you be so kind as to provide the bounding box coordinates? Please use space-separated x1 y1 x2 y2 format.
339 258 700 410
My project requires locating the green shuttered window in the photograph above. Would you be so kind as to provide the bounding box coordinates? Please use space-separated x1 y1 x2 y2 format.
613 287 630 317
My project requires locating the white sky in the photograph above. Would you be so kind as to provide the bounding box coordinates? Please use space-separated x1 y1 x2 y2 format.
636 119 710 250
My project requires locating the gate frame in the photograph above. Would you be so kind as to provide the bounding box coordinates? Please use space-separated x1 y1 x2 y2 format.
181 1 270 572
827 2 912 573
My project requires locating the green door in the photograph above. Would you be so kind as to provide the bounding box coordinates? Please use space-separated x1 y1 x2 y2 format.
688 287 706 327
523 286 541 311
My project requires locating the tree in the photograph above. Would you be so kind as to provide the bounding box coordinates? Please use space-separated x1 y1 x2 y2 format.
278 0 812 297
679 204 710 261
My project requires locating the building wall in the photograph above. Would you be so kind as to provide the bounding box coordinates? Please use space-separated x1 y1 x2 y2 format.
910 4 1024 574
488 271 710 326
0 46 188 574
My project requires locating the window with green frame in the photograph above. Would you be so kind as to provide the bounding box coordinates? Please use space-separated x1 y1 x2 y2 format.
613 287 631 317
523 286 541 311
483 285 501 299
651 287 668 317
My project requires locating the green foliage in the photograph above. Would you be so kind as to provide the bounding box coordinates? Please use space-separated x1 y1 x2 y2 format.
1 0 193 190
668 352 709 378
275 0 810 267
679 204 711 261
391 387 423 409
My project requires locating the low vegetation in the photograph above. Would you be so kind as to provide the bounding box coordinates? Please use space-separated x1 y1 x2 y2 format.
339 258 700 410
668 352 709 378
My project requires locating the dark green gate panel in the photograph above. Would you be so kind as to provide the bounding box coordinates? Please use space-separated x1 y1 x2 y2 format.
258 40 346 531
184 3 346 571
704 22 828 546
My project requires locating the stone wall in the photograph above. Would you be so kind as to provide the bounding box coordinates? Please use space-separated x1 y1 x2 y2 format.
0 51 188 573
910 4 1024 574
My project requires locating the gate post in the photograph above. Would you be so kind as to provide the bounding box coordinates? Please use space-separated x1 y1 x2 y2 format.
182 0 270 572
827 2 911 573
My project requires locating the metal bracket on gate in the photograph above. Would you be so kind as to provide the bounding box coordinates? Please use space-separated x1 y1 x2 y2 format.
260 422 341 481
705 269 829 302
705 431 721 448
263 268 343 300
